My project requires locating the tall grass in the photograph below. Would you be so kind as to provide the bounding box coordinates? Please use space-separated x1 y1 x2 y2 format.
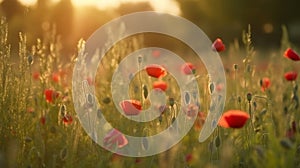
0 17 300 168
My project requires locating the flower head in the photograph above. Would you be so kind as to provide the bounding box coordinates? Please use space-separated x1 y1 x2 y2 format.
40 116 46 125
120 100 142 115
184 103 199 119
181 62 196 75
103 129 128 149
284 48 300 61
86 77 94 85
145 64 166 78
286 121 297 139
52 72 60 83
44 89 59 103
218 110 250 128
212 38 225 52
32 71 40 81
194 112 206 131
153 81 168 91
62 114 73 125
260 77 271 92
152 50 161 58
185 153 193 164
284 71 298 81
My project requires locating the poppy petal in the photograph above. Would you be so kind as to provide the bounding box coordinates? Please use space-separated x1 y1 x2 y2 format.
153 81 168 91
120 100 142 115
284 71 298 81
103 129 128 148
219 110 250 128
284 48 300 61
212 38 225 52
181 62 196 75
145 64 167 78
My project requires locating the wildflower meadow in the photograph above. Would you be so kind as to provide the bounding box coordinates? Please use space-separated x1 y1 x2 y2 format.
0 2 300 168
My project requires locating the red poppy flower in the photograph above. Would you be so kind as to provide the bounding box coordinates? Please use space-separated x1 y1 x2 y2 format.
184 104 199 119
135 158 142 164
62 114 73 125
185 153 193 164
145 64 167 78
27 107 34 113
120 100 142 115
181 62 196 75
284 71 298 81
52 72 60 83
152 50 161 58
153 81 168 91
212 38 225 52
32 71 40 81
216 83 224 92
44 89 59 103
286 121 297 139
111 153 122 162
284 48 300 61
86 77 94 85
194 112 206 131
103 129 128 149
260 77 271 92
40 116 46 125
218 110 250 128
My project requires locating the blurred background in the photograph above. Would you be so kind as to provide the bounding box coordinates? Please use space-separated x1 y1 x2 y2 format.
1 0 300 55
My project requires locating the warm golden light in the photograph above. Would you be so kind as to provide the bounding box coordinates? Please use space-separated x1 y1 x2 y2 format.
16 0 180 15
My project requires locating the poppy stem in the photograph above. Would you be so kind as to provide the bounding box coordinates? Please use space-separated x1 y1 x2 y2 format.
137 56 145 135
248 101 255 134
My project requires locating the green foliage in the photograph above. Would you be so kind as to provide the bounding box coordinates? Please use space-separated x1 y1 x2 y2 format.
0 18 300 168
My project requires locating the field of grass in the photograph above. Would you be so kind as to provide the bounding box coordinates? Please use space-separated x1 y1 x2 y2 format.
0 16 300 168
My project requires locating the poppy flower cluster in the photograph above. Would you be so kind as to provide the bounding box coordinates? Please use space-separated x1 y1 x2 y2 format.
120 100 142 115
283 48 299 82
218 110 250 128
103 129 128 149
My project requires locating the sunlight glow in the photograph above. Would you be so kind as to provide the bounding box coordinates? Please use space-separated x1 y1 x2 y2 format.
17 0 180 15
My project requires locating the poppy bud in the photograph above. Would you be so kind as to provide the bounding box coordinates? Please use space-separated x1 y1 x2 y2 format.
215 135 221 148
233 64 238 70
27 54 34 65
247 93 252 102
169 98 175 107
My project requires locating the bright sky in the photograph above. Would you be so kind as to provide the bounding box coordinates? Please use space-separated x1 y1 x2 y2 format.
18 0 180 15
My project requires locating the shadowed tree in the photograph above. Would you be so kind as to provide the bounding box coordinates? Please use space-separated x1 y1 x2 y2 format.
175 0 300 48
